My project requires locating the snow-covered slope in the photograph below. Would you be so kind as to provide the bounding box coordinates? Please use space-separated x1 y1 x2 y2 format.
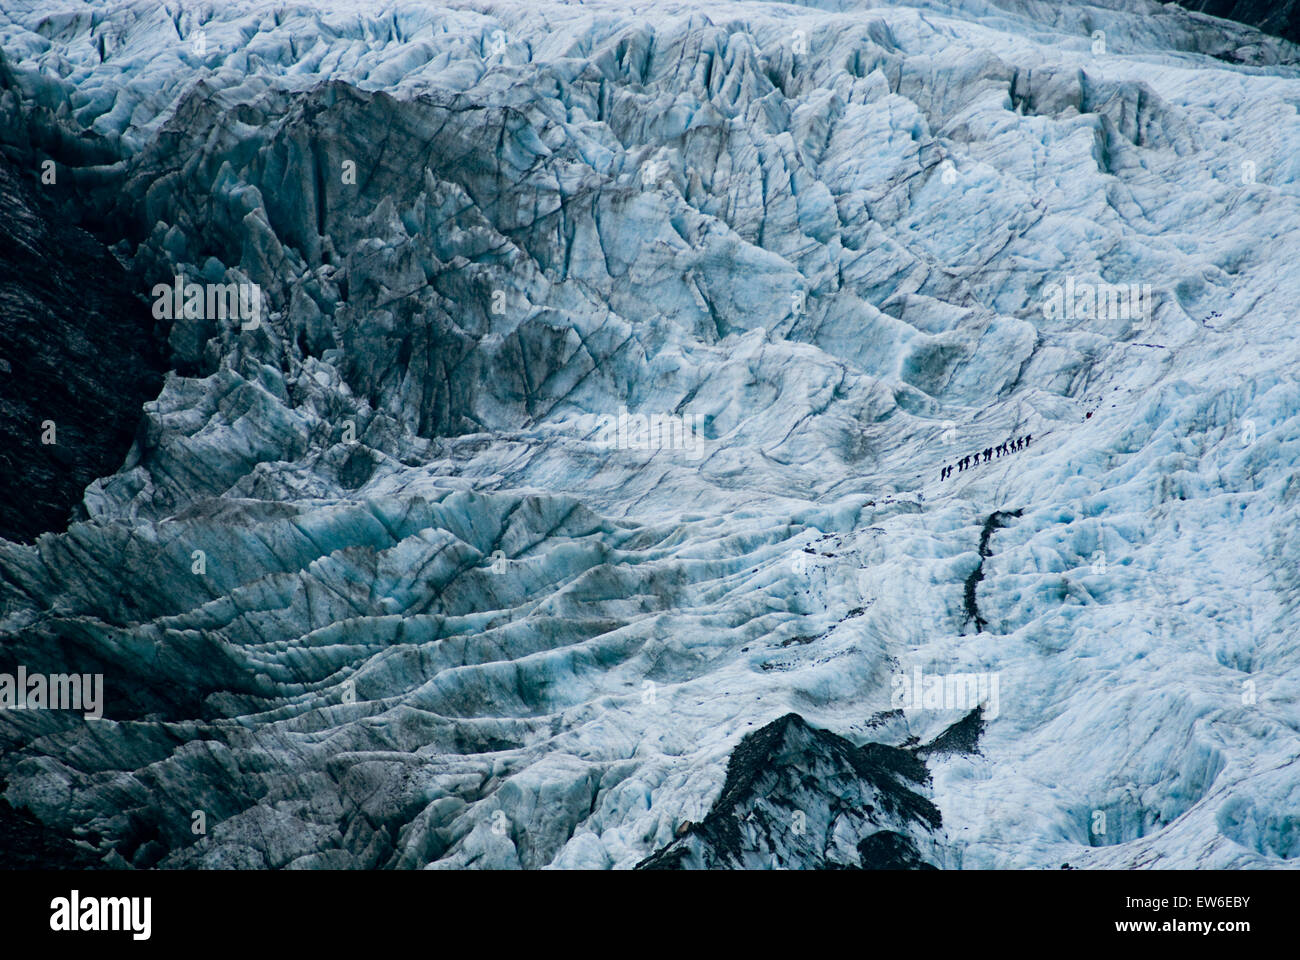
0 0 1298 869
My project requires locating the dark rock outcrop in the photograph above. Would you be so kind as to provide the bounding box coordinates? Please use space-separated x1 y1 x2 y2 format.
1180 0 1300 45
0 155 163 543
636 713 944 870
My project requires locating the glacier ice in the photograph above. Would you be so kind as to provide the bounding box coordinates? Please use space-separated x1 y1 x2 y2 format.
0 0 1298 869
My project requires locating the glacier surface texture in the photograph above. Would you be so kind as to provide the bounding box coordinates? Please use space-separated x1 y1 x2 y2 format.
0 0 1298 869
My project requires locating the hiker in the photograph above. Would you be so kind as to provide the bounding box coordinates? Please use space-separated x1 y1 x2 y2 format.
984 447 993 462
1025 433 1032 446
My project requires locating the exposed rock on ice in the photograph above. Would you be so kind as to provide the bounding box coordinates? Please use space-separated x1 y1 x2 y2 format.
636 712 944 869
0 153 163 542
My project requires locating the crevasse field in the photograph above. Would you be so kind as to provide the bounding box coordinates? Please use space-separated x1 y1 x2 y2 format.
0 0 1298 869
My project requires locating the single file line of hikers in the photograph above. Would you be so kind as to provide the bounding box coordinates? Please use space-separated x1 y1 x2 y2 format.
940 434 1031 481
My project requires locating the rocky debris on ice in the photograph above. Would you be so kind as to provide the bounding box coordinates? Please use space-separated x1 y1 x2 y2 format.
636 713 945 869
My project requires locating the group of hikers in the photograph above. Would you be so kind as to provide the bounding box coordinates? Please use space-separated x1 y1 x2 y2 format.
940 434 1031 480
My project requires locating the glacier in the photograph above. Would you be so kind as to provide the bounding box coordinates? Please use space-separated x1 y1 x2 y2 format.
0 0 1298 869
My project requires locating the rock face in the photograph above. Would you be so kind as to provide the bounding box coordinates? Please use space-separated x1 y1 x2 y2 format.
0 0 1298 870
0 155 163 543
636 713 944 870
1179 1 1300 46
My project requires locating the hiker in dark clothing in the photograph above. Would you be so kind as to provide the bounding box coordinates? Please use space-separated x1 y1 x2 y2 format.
984 447 992 462
1025 434 1032 446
